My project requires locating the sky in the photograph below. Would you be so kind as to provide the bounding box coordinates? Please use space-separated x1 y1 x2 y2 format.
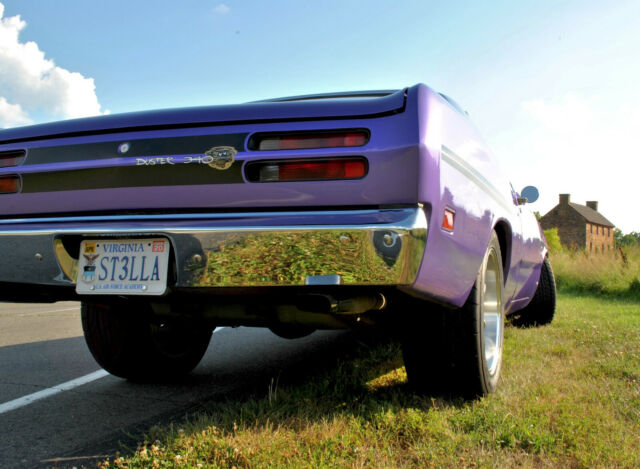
1 0 638 232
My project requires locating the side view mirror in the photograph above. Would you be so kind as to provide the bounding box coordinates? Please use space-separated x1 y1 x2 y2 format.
518 186 539 204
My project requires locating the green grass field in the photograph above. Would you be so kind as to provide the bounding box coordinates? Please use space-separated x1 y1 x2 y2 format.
102 288 640 468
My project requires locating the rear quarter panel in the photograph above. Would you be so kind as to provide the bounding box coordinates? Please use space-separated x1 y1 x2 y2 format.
407 84 535 310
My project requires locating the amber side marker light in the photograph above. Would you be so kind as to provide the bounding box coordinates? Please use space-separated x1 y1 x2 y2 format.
0 150 26 168
246 157 368 182
442 208 455 232
249 130 369 151
0 175 21 194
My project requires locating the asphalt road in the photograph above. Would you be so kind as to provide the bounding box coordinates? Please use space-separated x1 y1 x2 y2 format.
0 302 359 468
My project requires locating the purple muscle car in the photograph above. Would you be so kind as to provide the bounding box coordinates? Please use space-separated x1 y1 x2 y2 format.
0 84 555 397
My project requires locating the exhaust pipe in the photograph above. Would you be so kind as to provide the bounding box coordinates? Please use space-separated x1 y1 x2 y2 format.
296 293 386 315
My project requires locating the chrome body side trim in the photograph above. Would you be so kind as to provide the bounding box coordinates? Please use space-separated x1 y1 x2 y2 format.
0 208 427 289
0 208 415 226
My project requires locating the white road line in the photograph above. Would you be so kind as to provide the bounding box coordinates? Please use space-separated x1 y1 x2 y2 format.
0 370 109 415
0 326 228 415
0 307 80 317
40 307 80 314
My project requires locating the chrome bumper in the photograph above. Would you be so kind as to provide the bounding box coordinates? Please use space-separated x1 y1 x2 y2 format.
0 208 427 290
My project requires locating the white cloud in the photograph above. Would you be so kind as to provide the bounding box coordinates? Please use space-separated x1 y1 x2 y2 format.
0 96 31 127
493 93 640 232
0 2 104 128
214 3 231 14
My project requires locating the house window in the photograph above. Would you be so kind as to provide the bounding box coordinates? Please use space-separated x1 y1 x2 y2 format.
590 242 593 251
590 224 593 233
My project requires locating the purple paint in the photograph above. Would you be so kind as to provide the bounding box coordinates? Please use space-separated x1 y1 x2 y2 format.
0 84 546 314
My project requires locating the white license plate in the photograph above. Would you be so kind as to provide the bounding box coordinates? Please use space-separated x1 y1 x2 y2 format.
76 238 170 295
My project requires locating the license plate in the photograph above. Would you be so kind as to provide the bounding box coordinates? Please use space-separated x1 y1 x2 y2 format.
76 238 170 295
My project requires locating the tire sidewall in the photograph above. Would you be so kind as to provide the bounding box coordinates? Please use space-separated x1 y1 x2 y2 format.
477 234 504 394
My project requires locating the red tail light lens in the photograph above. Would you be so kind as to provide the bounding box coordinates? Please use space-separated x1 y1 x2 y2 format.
250 130 369 151
246 158 367 182
0 150 26 168
0 175 21 194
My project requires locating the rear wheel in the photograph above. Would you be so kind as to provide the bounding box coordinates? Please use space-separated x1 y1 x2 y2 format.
402 232 504 397
510 257 556 327
81 302 212 381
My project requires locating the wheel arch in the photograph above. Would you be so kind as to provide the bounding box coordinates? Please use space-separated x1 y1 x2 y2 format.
493 219 512 283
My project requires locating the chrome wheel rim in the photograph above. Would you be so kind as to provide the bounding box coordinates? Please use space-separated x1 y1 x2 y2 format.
483 248 503 377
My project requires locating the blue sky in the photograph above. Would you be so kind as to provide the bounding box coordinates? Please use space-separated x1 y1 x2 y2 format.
1 0 638 232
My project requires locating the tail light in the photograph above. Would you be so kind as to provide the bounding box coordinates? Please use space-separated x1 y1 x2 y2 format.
249 130 369 151
246 157 367 182
0 150 26 168
0 175 21 194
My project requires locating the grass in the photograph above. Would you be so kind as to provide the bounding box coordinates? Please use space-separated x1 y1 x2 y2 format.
100 293 640 468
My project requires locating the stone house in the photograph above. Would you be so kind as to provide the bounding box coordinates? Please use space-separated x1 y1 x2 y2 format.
540 194 614 252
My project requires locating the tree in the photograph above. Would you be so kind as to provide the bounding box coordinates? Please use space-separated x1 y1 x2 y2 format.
615 228 640 247
614 228 623 245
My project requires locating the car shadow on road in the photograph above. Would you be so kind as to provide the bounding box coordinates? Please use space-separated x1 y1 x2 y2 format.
1 327 468 468
78 327 472 467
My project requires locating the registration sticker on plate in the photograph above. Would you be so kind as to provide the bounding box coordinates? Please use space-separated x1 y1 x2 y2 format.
76 238 170 295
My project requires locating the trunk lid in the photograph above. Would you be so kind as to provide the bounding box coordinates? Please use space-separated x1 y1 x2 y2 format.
0 90 405 144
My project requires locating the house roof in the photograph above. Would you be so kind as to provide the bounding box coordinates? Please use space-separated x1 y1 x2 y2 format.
569 202 614 227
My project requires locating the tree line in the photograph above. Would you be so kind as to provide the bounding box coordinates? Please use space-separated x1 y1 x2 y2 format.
614 229 640 247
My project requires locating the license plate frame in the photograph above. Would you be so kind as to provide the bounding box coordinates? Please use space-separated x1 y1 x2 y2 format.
75 238 170 295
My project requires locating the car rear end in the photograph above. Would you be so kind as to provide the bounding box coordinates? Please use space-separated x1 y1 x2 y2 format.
0 87 428 310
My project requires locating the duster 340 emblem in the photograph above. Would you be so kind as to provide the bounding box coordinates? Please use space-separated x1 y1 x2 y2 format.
205 146 237 170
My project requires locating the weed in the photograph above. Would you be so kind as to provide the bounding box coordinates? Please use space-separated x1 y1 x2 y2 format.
551 244 640 298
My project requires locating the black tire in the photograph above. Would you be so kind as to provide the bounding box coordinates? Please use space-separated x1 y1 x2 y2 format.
81 301 212 381
402 232 505 398
510 257 556 327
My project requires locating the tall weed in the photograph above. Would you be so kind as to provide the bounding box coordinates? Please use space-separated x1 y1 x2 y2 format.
551 244 640 297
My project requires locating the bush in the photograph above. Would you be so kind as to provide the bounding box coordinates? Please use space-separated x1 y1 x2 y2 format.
543 228 563 253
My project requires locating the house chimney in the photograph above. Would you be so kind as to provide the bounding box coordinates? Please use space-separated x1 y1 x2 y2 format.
559 194 570 205
586 201 598 211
